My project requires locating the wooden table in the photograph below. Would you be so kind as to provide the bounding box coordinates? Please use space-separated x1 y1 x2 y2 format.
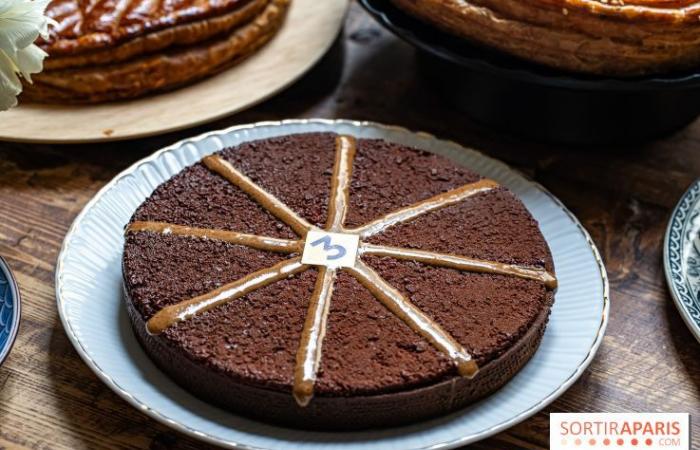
1 3 698 449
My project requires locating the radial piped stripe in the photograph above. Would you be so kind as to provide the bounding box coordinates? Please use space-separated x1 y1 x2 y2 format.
347 179 499 238
347 261 479 378
326 135 357 231
293 267 336 407
203 155 314 236
146 258 308 334
361 243 557 289
127 221 303 253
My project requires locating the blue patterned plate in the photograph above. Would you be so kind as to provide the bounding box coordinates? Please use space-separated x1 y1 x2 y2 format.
0 256 20 366
665 179 700 342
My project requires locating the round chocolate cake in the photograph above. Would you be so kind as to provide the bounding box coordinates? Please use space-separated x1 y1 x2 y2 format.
122 132 557 430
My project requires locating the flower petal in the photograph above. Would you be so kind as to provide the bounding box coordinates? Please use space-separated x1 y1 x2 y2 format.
15 42 46 82
0 49 21 110
0 10 34 50
0 0 53 110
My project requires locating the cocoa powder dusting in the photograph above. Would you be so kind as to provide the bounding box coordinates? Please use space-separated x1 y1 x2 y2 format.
123 132 554 395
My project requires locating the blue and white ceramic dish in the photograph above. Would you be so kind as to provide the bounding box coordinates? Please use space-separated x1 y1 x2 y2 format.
665 179 700 343
56 119 608 450
0 255 20 367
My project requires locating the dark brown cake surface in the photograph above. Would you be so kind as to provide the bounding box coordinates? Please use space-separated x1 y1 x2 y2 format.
122 132 555 427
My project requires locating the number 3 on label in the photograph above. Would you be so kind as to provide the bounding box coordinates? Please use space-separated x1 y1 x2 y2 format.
310 235 347 261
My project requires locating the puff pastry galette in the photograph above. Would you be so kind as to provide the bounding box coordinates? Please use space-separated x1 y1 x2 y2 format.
391 0 700 76
22 0 289 103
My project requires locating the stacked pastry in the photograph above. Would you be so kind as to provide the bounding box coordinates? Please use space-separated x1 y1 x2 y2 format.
391 0 700 76
23 0 290 103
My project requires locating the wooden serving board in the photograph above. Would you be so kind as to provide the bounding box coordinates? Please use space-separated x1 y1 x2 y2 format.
0 0 349 143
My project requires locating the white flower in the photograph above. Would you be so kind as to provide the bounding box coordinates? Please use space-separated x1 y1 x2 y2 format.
0 0 54 111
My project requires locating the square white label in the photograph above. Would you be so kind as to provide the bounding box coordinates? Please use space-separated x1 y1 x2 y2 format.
550 413 689 450
301 230 359 268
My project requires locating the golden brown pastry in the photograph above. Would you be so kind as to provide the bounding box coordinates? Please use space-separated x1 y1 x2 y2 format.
390 0 700 76
23 0 289 103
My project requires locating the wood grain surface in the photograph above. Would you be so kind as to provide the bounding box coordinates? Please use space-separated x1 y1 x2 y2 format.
0 3 699 449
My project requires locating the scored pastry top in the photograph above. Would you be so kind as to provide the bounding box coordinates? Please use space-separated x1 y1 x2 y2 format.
558 0 700 19
122 132 556 403
41 0 254 54
470 0 700 21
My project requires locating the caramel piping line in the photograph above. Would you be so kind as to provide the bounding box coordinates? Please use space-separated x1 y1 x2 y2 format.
292 135 355 407
346 179 499 238
203 155 313 237
360 243 558 289
347 261 479 378
146 258 308 334
293 267 336 407
326 135 357 231
127 221 303 254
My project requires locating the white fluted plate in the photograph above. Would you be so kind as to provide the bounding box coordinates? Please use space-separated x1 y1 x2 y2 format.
56 119 609 450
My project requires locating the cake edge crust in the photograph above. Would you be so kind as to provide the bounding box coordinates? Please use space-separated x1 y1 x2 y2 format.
123 275 553 430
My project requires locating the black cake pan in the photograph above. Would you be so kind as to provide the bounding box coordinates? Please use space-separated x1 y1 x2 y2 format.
360 0 700 146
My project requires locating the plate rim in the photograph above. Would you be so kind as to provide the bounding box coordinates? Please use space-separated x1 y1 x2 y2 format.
0 255 21 367
55 118 609 450
664 179 700 343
